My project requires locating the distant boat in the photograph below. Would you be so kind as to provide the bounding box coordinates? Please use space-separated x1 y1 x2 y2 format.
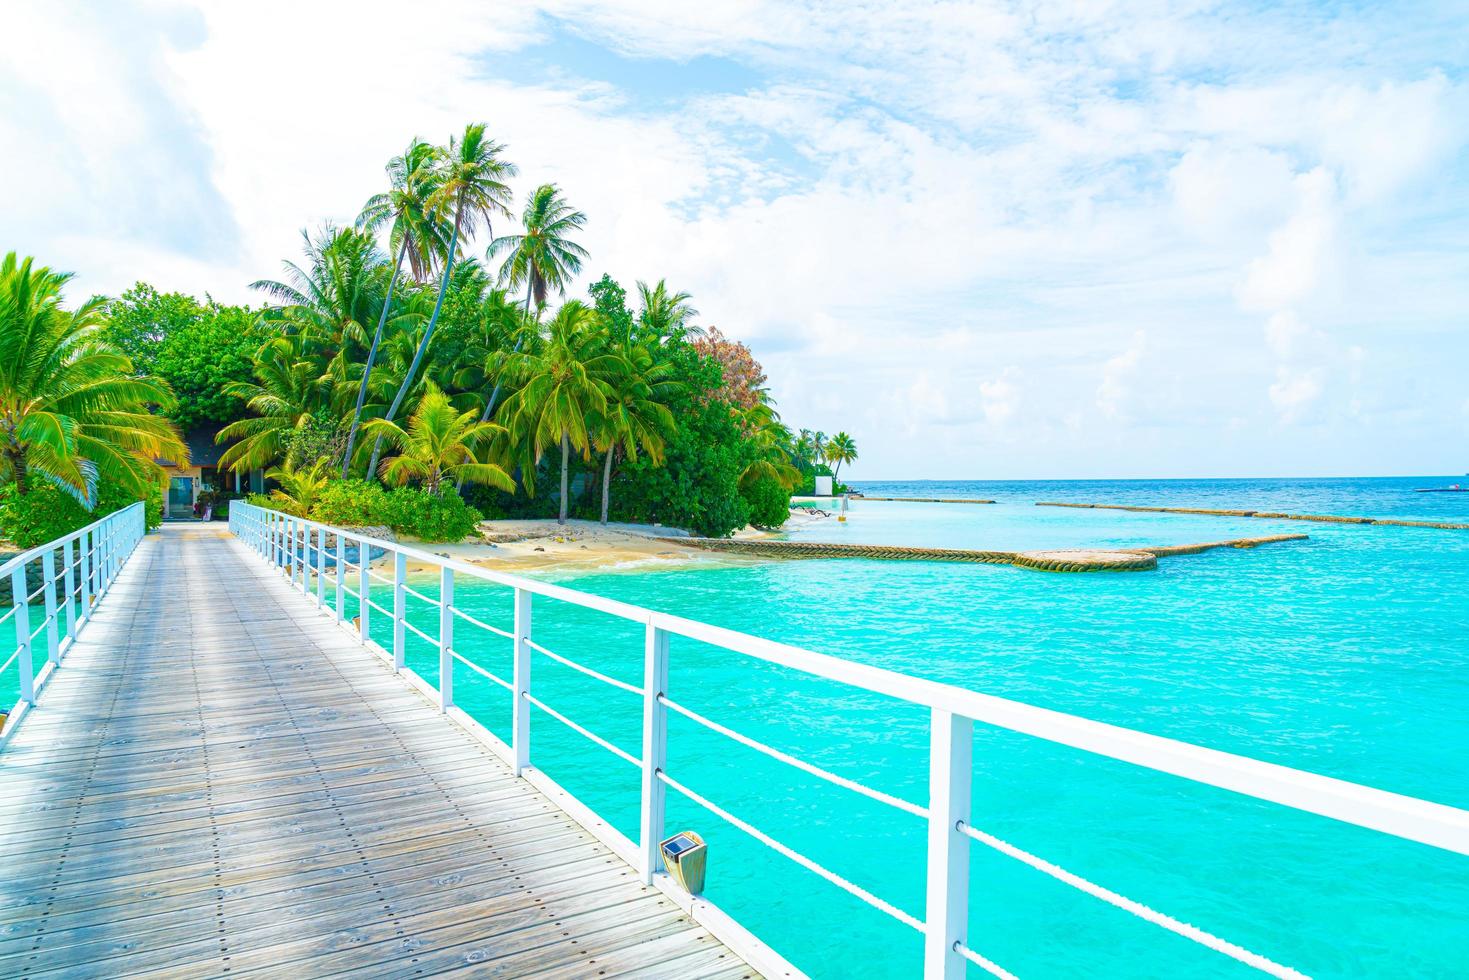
1415 484 1466 492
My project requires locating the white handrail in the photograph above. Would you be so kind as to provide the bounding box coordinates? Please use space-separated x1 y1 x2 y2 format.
227 501 1469 979
1 500 146 748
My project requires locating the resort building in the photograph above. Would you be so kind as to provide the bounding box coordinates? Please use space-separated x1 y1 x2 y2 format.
157 422 263 520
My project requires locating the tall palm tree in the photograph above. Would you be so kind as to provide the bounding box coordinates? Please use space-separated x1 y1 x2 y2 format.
344 139 446 476
479 183 588 424
362 386 513 495
636 280 699 344
593 342 677 524
824 431 858 481
372 123 516 476
0 253 186 505
251 225 386 362
501 301 617 524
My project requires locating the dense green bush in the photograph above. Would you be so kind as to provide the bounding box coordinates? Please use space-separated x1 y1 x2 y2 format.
386 488 482 542
0 481 161 549
312 480 394 527
242 480 480 542
741 476 792 530
611 345 755 537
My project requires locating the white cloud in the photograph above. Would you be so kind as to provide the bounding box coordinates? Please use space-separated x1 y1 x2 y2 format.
1097 331 1146 421
979 368 1022 426
3 0 1467 477
1269 367 1325 422
1236 168 1341 313
1264 311 1312 360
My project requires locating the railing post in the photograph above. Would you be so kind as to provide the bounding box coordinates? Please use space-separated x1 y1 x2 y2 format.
80 529 92 621
512 587 532 776
99 521 111 593
42 549 59 668
924 708 973 980
315 526 326 606
296 520 306 590
288 517 298 581
334 534 345 624
357 537 370 644
392 551 406 671
297 522 308 591
61 537 77 648
639 622 670 884
438 566 454 712
11 566 34 704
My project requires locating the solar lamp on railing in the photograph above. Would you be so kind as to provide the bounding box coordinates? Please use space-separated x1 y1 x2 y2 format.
660 831 707 894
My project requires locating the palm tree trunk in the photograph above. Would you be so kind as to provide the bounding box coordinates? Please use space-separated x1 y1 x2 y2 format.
456 277 535 492
343 235 409 478
370 204 463 478
473 277 535 424
600 449 613 524
558 434 570 524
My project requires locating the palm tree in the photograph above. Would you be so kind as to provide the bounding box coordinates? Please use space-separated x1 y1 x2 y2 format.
593 343 678 524
216 336 330 472
479 183 588 424
344 139 446 476
824 431 858 481
636 280 699 343
362 386 513 495
252 225 386 362
501 302 617 523
264 457 333 516
372 123 516 476
739 402 802 492
793 429 818 469
250 226 392 456
0 253 186 505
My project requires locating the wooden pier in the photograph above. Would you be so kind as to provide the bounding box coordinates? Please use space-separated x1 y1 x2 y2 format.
0 525 753 979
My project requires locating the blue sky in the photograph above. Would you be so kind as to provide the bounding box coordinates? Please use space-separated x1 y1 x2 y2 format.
2 1 1467 479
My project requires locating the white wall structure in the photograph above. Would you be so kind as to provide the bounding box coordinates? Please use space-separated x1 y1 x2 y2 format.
814 476 834 496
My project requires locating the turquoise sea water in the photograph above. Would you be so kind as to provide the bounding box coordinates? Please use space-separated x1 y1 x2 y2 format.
386 476 1469 978
11 478 1468 976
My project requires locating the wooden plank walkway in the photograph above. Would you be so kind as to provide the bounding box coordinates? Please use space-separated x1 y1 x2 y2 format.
0 524 755 979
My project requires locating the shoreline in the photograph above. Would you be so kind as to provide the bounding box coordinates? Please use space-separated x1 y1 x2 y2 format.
392 508 838 577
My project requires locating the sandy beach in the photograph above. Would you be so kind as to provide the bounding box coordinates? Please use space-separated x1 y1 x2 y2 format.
392 507 837 576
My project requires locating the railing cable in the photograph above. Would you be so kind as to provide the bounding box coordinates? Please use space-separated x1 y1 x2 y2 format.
956 821 1304 979
529 639 642 696
659 694 926 818
658 768 924 931
450 650 513 692
522 691 640 767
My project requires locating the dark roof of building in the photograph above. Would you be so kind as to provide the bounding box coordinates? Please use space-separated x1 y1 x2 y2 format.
158 422 229 468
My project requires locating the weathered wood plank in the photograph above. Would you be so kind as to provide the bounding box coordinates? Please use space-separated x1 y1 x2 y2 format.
0 525 752 978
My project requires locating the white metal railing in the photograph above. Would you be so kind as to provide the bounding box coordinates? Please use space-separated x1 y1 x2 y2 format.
0 500 147 747
227 501 1469 979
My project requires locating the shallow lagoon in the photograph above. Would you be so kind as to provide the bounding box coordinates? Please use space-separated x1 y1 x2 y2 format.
378 477 1469 977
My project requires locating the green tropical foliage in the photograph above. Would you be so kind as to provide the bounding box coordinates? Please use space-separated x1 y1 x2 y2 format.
362 386 512 494
372 123 517 475
824 431 858 481
0 253 186 507
501 301 617 523
264 457 334 516
346 137 447 473
2 124 856 545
